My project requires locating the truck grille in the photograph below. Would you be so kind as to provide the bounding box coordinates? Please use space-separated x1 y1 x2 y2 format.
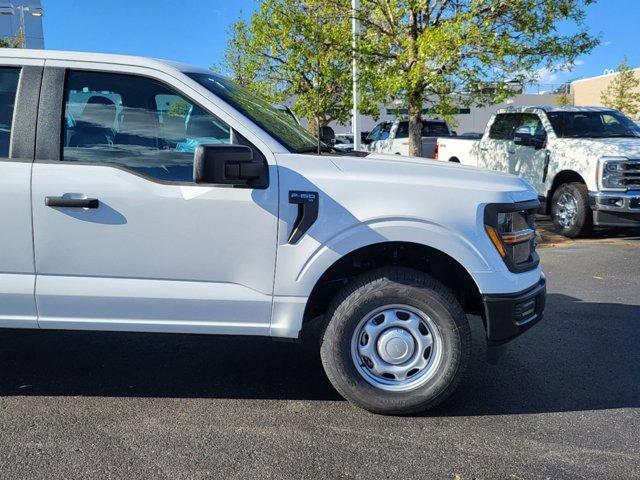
622 160 640 188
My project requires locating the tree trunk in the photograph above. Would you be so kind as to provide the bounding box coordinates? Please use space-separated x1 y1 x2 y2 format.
408 91 423 157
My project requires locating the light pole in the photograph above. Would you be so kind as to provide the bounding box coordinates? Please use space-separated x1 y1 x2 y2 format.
351 0 362 151
0 4 44 48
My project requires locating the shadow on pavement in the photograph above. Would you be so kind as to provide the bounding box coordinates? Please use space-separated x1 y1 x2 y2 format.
537 215 640 245
0 293 638 416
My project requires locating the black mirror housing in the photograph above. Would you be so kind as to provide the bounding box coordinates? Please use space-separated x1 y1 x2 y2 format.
194 144 263 186
319 126 335 146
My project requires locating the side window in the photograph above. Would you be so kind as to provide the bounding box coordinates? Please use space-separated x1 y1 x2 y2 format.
395 122 409 139
489 114 517 140
0 67 21 158
62 71 231 183
514 113 546 140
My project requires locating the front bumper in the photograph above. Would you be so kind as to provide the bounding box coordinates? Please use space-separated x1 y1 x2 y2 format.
590 191 640 227
482 275 546 346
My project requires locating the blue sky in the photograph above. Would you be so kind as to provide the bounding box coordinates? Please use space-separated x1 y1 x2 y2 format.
43 0 640 84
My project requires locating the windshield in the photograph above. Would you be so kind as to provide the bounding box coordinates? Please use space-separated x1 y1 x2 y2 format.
546 110 640 138
186 72 318 152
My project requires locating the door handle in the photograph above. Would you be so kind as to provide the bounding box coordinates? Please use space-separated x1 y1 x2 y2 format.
45 196 99 209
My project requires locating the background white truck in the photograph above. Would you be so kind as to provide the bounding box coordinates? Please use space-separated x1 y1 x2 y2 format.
435 106 640 237
364 118 453 158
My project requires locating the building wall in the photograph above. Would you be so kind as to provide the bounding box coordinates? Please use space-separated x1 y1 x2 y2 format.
0 2 45 49
325 93 561 135
572 68 640 109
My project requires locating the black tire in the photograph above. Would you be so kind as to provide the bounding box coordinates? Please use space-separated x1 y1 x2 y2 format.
319 267 470 415
449 157 460 163
551 182 593 238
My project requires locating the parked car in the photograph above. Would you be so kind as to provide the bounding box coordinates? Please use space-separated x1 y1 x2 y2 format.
435 106 640 237
0 48 546 415
364 118 453 158
333 133 354 152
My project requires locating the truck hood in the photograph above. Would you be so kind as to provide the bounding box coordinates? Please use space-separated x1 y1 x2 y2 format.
555 137 640 159
332 152 536 202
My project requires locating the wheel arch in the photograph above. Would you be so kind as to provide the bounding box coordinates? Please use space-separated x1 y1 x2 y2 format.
546 170 586 214
301 241 484 331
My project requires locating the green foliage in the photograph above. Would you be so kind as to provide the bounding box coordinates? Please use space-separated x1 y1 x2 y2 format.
352 0 599 155
601 57 640 119
556 91 573 107
221 0 370 129
0 31 24 48
167 99 190 118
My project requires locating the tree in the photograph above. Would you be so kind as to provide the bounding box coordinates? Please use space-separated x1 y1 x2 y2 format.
222 0 372 135
555 84 573 106
352 0 599 156
601 57 640 119
0 31 24 48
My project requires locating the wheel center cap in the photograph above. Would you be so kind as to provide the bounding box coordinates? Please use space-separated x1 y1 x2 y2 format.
377 328 415 365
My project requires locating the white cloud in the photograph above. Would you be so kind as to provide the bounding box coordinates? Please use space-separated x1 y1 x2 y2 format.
535 60 585 84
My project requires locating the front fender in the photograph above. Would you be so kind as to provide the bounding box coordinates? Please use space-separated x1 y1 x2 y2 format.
295 218 491 292
270 218 494 338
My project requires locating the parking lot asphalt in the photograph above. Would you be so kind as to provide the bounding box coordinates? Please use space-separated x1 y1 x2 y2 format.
1 228 639 479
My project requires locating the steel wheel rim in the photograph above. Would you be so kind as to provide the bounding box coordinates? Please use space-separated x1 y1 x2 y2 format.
555 192 578 228
350 304 443 392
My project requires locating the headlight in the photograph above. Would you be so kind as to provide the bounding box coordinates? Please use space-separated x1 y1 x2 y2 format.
484 202 539 272
598 157 629 191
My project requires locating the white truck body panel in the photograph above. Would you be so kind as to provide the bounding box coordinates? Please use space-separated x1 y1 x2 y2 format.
0 49 543 340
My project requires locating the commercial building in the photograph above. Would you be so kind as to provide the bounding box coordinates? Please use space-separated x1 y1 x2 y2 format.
0 2 45 49
571 68 640 114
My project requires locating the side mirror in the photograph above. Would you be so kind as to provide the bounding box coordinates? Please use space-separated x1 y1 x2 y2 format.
194 144 263 186
319 126 335 146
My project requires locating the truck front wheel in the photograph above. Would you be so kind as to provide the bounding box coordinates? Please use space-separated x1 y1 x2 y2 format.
551 182 593 238
319 267 470 415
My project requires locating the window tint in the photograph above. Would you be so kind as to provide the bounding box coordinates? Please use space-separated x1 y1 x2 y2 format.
395 122 409 139
62 71 231 182
187 72 318 153
489 114 517 140
0 67 20 158
367 122 392 142
514 113 546 140
422 121 449 137
547 110 640 138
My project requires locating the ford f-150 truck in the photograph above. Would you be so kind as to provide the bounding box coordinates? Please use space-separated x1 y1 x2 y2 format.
0 49 545 415
435 106 640 237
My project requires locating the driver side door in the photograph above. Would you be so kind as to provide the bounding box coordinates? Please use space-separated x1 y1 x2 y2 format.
31 66 278 335
512 113 548 194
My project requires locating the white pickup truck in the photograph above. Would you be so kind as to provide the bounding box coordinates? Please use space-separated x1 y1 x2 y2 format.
364 118 453 158
0 49 546 415
435 106 640 237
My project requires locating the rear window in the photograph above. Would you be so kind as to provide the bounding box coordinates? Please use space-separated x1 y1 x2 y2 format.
422 121 449 137
0 67 21 158
394 121 449 139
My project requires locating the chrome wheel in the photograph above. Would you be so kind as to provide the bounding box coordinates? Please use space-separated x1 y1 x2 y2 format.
350 304 443 392
555 192 578 228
